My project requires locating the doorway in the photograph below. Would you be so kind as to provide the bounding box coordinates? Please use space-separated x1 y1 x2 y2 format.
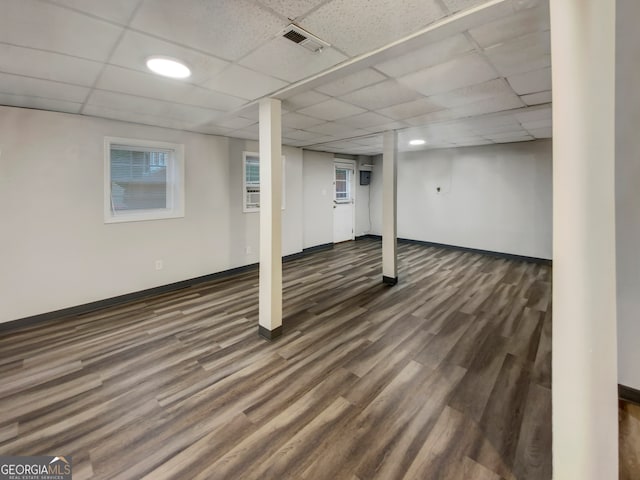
333 161 355 243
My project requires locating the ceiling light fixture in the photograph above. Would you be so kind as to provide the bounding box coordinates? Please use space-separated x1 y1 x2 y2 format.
146 56 191 79
409 139 426 146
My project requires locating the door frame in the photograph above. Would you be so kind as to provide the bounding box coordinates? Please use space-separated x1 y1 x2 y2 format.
333 159 357 242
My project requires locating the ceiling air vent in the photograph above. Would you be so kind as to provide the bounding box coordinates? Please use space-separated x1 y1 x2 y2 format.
281 24 331 53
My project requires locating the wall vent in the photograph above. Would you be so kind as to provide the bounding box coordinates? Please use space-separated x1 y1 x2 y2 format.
281 24 330 53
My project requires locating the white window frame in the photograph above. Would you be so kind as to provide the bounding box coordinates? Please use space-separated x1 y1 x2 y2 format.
334 163 354 204
242 151 286 213
104 137 185 223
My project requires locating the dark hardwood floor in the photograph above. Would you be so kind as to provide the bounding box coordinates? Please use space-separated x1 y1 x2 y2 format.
620 400 640 480
0 239 552 479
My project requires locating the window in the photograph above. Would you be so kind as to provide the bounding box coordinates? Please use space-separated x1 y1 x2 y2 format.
244 153 261 211
242 151 285 212
334 166 352 203
104 137 184 223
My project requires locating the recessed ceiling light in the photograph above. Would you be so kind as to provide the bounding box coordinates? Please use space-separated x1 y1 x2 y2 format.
409 139 426 146
146 56 191 79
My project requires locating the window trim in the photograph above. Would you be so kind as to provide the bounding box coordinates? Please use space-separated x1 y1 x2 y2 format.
334 163 354 204
243 151 261 213
104 136 185 224
242 151 286 213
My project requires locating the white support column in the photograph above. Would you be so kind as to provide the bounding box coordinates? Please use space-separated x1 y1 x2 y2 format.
258 98 283 340
382 130 398 285
550 1 618 479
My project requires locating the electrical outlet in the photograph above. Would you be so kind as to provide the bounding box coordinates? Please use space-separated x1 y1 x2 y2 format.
245 246 252 255
155 260 163 270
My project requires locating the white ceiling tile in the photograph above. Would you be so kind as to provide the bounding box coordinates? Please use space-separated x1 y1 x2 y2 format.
398 53 497 97
484 30 551 77
429 78 515 109
281 90 330 110
520 118 551 130
399 122 464 140
234 123 259 135
236 103 260 121
96 65 245 111
0 44 102 86
0 73 89 103
230 127 260 141
338 112 394 129
300 135 337 145
131 0 287 61
493 135 534 144
454 138 494 146
306 122 369 137
0 93 82 114
471 121 523 136
486 130 531 140
314 146 344 153
362 120 408 132
527 126 552 138
256 0 328 20
300 0 445 56
315 69 386 97
86 90 224 124
460 142 495 147
83 104 195 131
347 146 381 154
47 0 141 24
204 65 287 100
405 109 457 126
521 90 552 106
214 116 257 129
507 67 551 95
427 123 476 139
339 80 422 110
378 98 442 120
352 136 382 146
449 93 524 118
441 0 487 13
283 139 309 147
513 105 551 124
1 0 123 61
282 112 326 129
468 2 549 48
316 140 363 150
240 37 347 83
374 34 473 78
463 112 518 129
297 98 366 121
109 30 230 85
283 129 324 141
189 124 235 136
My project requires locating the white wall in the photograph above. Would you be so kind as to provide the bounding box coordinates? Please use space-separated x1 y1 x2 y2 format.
302 151 374 244
616 0 640 390
369 140 552 259
0 106 304 323
302 150 333 248
228 138 303 264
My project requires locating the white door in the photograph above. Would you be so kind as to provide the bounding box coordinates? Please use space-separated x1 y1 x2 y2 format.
333 162 355 243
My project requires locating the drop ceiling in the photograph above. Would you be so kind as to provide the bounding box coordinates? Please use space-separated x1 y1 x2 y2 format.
0 0 552 155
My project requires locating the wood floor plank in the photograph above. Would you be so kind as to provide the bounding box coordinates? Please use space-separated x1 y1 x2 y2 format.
478 353 532 470
361 365 467 480
0 239 552 479
619 400 640 480
460 456 503 480
513 383 552 479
